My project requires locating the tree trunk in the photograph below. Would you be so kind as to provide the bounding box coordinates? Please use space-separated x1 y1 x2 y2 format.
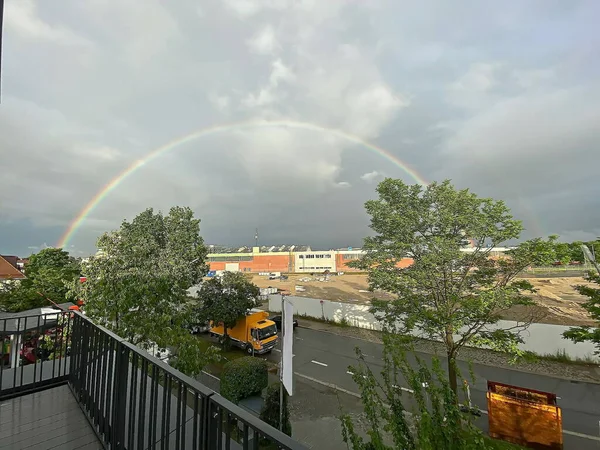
445 326 458 396
447 355 458 396
222 326 230 350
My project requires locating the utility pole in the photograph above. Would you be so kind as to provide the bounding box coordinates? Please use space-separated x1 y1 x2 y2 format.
279 289 285 431
0 0 4 103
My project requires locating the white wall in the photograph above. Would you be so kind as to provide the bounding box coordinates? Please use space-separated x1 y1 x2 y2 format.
294 252 336 273
268 295 600 362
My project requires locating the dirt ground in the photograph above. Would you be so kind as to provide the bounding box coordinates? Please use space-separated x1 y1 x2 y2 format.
252 273 596 327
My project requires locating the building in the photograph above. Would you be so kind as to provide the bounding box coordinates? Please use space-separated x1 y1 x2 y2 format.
206 246 414 274
206 244 511 274
0 255 26 289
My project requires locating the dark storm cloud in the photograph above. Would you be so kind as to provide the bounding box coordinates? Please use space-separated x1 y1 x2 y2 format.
1 0 598 257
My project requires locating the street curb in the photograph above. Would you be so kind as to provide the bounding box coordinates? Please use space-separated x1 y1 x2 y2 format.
296 324 600 386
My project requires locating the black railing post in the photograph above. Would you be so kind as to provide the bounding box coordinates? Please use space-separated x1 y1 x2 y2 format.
206 399 219 450
111 341 130 450
78 320 89 404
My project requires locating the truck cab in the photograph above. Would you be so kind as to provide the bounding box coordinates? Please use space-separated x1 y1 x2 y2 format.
210 309 279 355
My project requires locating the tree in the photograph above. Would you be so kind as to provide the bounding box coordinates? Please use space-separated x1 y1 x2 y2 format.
351 179 555 394
0 248 80 312
341 334 511 450
563 271 600 354
197 271 260 347
68 206 212 376
260 382 292 436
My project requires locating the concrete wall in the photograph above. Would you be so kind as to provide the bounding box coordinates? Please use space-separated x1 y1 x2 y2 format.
268 295 600 362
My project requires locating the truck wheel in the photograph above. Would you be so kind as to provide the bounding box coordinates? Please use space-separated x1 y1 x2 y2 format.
246 345 254 355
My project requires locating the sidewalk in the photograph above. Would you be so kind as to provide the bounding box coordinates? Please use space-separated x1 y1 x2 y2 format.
295 318 600 383
197 369 365 449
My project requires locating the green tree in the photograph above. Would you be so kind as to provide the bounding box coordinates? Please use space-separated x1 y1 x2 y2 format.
197 271 260 348
351 179 555 394
260 382 292 436
563 271 600 354
0 248 80 312
69 206 213 376
341 334 519 449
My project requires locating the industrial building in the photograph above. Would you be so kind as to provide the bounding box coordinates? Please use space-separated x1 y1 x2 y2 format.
206 245 414 274
206 244 512 274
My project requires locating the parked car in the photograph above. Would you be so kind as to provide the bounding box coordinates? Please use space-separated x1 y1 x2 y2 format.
188 322 210 334
269 315 298 331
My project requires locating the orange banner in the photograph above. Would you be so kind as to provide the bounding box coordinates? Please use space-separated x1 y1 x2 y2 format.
487 382 562 449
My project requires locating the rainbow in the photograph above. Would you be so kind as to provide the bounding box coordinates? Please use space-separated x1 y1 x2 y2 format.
57 120 428 248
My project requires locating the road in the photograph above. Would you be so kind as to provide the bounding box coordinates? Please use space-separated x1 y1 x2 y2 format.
265 327 600 450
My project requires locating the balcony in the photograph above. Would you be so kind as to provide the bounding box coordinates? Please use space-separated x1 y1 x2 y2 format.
0 308 306 450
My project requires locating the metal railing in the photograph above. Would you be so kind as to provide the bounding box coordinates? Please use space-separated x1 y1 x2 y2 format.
1 310 305 449
0 309 72 398
69 312 305 450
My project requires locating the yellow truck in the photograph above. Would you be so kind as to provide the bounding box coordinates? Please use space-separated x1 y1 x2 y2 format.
210 308 279 355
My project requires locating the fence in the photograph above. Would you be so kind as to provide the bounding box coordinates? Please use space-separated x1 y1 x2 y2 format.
269 295 600 362
1 309 306 450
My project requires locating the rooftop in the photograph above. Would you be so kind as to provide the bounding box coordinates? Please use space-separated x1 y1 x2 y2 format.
0 255 26 281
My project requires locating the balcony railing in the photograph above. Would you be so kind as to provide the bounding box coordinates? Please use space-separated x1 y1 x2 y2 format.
1 308 306 450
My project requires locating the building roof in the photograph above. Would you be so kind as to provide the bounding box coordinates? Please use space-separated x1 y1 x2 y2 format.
0 255 26 280
207 245 311 253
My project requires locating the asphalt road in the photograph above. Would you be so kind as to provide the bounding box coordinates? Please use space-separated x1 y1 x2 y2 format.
266 327 600 450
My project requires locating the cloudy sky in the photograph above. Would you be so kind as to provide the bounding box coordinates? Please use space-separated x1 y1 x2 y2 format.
1 0 599 256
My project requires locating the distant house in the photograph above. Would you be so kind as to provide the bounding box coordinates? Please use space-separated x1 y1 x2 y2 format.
0 255 26 289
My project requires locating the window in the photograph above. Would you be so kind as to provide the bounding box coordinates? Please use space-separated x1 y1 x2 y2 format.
299 255 304 259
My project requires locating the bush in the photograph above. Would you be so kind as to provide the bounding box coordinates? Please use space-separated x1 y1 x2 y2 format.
220 357 268 404
260 382 292 436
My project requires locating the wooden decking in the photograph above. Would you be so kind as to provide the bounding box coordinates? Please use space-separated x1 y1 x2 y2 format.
0 384 103 450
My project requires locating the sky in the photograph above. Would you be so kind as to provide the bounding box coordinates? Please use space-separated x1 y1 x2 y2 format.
1 0 599 256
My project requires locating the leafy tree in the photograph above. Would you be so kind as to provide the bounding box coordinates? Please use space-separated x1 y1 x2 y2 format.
341 334 518 450
69 206 213 376
197 271 260 347
563 271 600 354
0 248 80 312
260 382 292 436
551 238 572 265
351 179 556 394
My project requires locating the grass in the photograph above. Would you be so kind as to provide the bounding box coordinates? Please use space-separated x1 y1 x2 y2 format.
530 349 599 366
483 436 526 449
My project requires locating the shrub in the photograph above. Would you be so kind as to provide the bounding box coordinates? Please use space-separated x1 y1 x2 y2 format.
220 357 268 404
260 382 292 436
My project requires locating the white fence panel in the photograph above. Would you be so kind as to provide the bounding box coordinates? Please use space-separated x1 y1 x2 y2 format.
268 295 599 361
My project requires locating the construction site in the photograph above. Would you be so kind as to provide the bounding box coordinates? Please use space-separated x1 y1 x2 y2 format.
206 243 599 327
252 272 597 327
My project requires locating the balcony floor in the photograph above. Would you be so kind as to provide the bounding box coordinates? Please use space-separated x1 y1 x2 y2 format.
0 384 103 450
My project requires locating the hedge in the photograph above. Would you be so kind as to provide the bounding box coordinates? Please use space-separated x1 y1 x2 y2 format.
220 357 268 404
